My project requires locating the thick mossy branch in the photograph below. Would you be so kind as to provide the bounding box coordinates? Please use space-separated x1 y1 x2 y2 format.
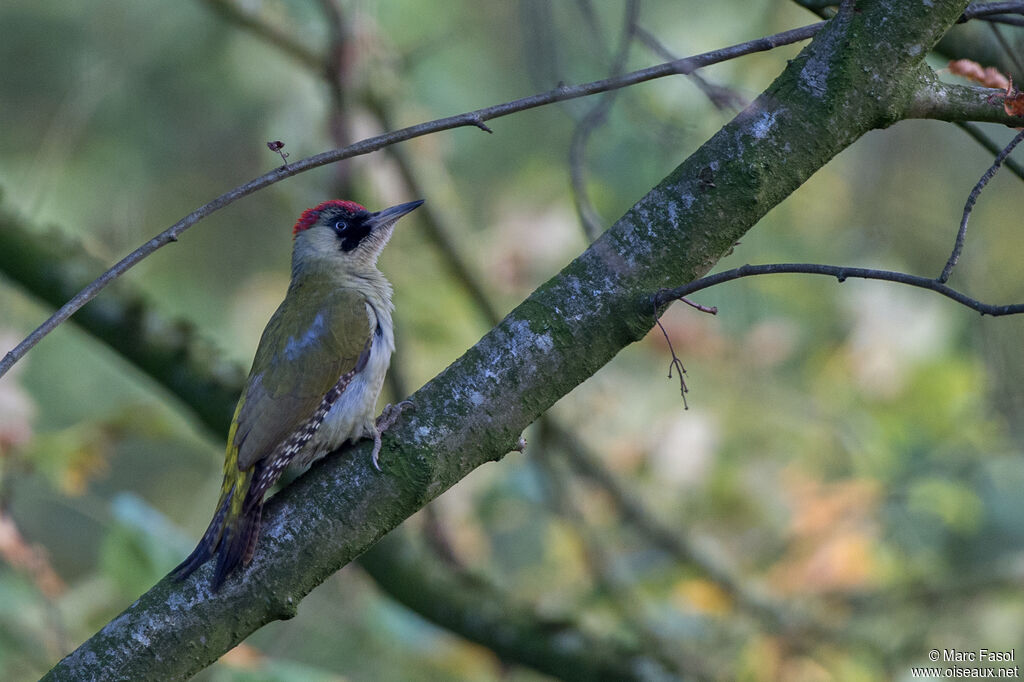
360 528 690 682
906 68 1024 122
40 1 976 679
0 202 687 681
0 208 241 436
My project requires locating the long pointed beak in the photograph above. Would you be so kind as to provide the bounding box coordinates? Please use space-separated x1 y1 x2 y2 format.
367 199 424 228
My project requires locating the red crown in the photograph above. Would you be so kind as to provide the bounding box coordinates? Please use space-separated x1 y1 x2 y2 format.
292 200 366 235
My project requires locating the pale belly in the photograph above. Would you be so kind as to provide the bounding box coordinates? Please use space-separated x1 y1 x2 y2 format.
297 304 394 466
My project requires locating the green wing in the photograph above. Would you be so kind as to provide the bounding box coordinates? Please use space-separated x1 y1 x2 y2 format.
233 283 372 471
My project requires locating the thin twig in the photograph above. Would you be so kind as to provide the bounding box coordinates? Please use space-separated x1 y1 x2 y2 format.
939 127 1024 282
987 21 1024 76
530 424 695 677
219 0 503 329
367 106 505 326
650 295 716 407
960 1 1024 22
546 418 837 640
679 296 718 315
204 0 322 71
981 15 1024 26
655 263 1024 316
317 0 355 196
633 25 748 111
0 21 826 380
955 122 1024 182
652 297 689 408
569 0 640 241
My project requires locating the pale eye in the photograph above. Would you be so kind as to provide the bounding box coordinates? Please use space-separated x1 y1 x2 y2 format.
334 221 347 233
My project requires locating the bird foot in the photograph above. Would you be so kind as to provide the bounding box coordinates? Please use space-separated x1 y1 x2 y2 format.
370 401 414 471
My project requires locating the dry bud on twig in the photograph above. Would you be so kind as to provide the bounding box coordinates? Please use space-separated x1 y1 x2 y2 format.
947 59 1024 118
266 140 290 166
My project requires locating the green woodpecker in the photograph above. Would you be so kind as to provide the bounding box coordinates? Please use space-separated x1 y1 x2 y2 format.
173 198 423 588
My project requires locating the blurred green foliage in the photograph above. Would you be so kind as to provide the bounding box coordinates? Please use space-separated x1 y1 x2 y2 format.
1 0 1024 680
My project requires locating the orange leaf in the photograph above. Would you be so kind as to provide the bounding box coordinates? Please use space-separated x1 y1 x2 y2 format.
948 59 1011 90
1004 79 1024 118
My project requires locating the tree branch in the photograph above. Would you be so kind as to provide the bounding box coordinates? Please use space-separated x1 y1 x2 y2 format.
568 0 640 241
655 263 1024 316
41 1 983 677
906 71 1024 123
544 419 826 638
940 127 1024 282
0 207 239 436
0 20 828 381
204 6 796 652
9 5 1021 381
0 198 676 681
203 0 323 72
955 121 1024 182
361 527 688 682
960 1 1024 21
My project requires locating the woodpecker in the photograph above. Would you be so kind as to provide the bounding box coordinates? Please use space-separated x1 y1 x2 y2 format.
173 198 423 589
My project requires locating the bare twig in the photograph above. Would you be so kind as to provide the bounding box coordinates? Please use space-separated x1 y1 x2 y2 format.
939 127 1024 282
960 1 1024 22
651 289 721 408
655 263 1024 316
569 0 640 241
653 305 689 409
545 418 835 640
982 15 1024 26
679 296 718 315
203 0 322 72
987 22 1024 76
363 97 505 327
634 25 748 111
317 0 356 196
530 425 695 677
955 122 1024 182
0 20 827 379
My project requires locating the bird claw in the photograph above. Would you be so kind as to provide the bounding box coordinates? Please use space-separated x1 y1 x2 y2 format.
370 401 414 470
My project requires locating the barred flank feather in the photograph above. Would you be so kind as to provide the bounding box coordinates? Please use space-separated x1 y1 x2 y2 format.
172 343 370 589
244 361 362 512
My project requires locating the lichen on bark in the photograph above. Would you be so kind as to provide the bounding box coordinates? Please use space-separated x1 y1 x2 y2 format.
41 2 983 679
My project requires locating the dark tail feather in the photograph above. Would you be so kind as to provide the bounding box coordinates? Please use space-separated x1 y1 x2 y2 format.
243 503 263 566
211 462 267 590
174 461 269 590
172 487 233 582
211 504 263 590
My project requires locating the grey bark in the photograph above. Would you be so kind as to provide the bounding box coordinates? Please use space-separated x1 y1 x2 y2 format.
37 1 985 678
